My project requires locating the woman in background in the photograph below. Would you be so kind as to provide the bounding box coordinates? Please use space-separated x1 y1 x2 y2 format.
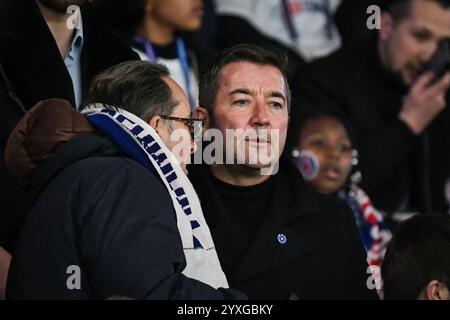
287 109 391 269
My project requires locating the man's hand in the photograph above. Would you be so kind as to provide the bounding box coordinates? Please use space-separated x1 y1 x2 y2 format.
0 246 11 300
399 72 450 135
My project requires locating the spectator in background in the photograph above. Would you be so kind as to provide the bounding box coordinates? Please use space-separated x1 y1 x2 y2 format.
0 0 138 111
188 44 378 299
286 108 391 270
214 0 343 75
217 0 342 61
0 0 138 253
93 0 204 108
382 213 450 300
296 0 450 215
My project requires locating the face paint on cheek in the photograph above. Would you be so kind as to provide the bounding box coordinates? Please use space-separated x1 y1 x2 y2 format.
296 150 320 181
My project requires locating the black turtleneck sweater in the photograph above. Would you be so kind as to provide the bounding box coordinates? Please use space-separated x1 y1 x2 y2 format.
209 171 274 242
294 38 450 214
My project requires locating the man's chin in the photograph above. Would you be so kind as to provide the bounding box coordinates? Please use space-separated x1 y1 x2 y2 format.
402 74 414 86
401 68 421 86
243 161 274 170
243 161 280 176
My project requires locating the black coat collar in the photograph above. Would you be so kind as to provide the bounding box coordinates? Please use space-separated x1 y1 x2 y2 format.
188 157 319 284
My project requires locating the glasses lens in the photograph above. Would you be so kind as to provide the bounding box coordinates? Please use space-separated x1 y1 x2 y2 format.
191 120 203 142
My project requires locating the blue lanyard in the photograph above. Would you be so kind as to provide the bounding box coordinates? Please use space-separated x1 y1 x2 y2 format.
322 0 333 40
134 35 196 110
175 38 195 110
280 0 299 41
280 0 334 42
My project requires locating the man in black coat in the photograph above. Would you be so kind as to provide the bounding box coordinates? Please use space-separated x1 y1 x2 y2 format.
189 44 378 299
0 0 139 252
295 0 450 214
0 0 139 111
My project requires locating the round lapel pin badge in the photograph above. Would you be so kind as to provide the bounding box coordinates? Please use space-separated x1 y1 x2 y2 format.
277 233 287 245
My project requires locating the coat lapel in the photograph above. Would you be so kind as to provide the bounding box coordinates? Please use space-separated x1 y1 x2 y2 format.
189 159 321 285
229 217 314 285
229 159 319 284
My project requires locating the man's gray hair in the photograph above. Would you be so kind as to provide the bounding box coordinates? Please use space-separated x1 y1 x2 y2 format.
82 60 178 121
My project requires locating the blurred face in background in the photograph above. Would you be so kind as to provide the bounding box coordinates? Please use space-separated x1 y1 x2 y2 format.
378 0 450 85
37 0 87 13
147 0 204 32
297 116 352 195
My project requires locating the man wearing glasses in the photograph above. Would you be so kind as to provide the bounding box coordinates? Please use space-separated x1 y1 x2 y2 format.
4 61 244 300
158 114 205 175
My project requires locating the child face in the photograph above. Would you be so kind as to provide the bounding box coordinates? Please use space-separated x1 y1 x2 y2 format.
297 117 353 194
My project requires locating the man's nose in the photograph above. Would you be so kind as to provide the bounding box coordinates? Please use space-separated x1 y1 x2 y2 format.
326 145 340 159
190 138 198 155
250 100 270 126
190 129 198 154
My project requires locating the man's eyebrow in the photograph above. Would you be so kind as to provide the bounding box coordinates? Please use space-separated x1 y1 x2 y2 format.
229 88 254 96
414 26 433 37
266 90 286 102
229 88 286 101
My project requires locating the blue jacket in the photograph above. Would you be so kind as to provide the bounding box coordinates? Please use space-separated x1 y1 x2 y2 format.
5 100 245 300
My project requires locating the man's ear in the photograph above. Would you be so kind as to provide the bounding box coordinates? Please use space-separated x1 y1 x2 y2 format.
379 11 394 41
148 115 162 133
423 280 450 300
194 106 210 129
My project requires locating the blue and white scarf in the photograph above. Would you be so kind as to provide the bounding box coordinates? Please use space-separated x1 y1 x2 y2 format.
82 104 229 289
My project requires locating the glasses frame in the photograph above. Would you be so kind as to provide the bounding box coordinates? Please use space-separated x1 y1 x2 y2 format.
160 115 206 142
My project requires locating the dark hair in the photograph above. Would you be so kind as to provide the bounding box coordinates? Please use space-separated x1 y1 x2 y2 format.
285 105 356 157
381 0 450 22
91 0 147 35
199 44 291 113
82 61 178 121
381 213 450 300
